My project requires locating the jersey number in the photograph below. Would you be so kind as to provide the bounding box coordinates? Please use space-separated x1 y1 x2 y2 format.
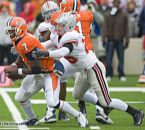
22 43 28 51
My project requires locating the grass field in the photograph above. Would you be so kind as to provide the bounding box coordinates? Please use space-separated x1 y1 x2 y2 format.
0 75 145 130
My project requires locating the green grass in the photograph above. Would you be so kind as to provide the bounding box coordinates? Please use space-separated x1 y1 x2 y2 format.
0 75 145 130
6 75 142 88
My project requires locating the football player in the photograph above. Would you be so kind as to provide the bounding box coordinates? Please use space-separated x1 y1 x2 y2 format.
40 1 70 121
5 16 89 127
59 0 112 123
32 12 144 126
40 0 113 124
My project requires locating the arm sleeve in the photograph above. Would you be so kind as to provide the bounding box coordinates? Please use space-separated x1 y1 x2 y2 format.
49 43 73 58
49 47 70 58
41 40 54 49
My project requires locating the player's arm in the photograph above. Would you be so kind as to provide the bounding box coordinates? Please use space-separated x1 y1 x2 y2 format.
32 43 74 59
12 56 24 68
41 40 54 49
18 67 53 75
49 43 73 58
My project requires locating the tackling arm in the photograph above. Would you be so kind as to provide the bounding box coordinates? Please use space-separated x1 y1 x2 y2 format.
32 43 73 59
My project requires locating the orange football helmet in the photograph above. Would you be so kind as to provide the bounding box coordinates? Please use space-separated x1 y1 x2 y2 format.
60 0 80 13
7 17 27 42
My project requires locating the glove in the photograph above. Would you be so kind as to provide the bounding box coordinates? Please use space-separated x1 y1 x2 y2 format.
11 47 18 55
123 41 129 49
53 60 65 77
32 48 49 59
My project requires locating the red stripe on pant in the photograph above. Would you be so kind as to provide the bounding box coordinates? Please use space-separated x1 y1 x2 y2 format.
94 64 111 104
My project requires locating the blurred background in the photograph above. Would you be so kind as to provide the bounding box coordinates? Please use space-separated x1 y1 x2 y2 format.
0 0 145 84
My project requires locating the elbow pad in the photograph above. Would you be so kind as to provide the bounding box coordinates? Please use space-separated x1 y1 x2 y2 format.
53 60 65 77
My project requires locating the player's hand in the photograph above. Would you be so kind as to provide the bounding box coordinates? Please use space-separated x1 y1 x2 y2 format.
32 48 49 59
4 66 23 80
11 47 18 55
123 41 129 49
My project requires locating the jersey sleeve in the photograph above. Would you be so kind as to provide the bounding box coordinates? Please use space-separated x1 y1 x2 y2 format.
61 31 79 47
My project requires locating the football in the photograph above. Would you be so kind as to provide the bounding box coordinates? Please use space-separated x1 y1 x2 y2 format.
4 65 24 80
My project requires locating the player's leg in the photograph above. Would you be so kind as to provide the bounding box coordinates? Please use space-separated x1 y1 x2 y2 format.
15 75 44 125
58 80 69 121
72 72 87 118
40 80 68 123
90 60 144 125
73 71 113 124
40 58 74 123
44 73 88 127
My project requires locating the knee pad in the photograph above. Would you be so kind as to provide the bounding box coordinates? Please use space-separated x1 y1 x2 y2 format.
15 88 28 102
47 100 59 108
15 93 28 103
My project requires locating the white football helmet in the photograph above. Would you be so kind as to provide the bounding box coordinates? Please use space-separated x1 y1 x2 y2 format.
41 1 59 21
54 12 76 36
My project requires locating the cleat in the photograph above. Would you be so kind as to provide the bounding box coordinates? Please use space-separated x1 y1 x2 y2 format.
78 101 87 118
75 112 89 127
96 110 113 124
120 76 127 82
39 109 57 123
106 76 111 82
133 110 144 126
58 111 69 121
22 118 39 126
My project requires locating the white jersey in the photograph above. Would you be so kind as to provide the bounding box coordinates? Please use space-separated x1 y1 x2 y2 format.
56 30 97 70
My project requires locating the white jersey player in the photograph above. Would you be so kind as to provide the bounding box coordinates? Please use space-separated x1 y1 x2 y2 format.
32 12 144 126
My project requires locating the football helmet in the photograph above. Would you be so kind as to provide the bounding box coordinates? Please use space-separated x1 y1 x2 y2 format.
60 0 80 13
41 1 59 21
6 17 27 42
53 12 76 36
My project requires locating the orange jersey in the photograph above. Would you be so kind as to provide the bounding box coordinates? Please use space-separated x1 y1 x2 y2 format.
13 33 55 71
74 10 93 50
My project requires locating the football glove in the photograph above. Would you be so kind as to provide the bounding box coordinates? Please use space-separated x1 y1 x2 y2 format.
11 47 18 55
32 48 49 59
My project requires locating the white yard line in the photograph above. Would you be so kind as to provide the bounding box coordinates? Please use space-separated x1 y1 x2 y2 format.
31 100 145 104
0 91 28 130
0 87 145 92
90 126 100 129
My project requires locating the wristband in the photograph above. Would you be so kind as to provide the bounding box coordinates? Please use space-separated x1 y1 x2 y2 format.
18 68 23 75
12 63 17 68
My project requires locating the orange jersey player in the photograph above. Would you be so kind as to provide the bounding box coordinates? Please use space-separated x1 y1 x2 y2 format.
74 11 93 50
5 16 88 127
60 0 93 50
7 17 56 74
